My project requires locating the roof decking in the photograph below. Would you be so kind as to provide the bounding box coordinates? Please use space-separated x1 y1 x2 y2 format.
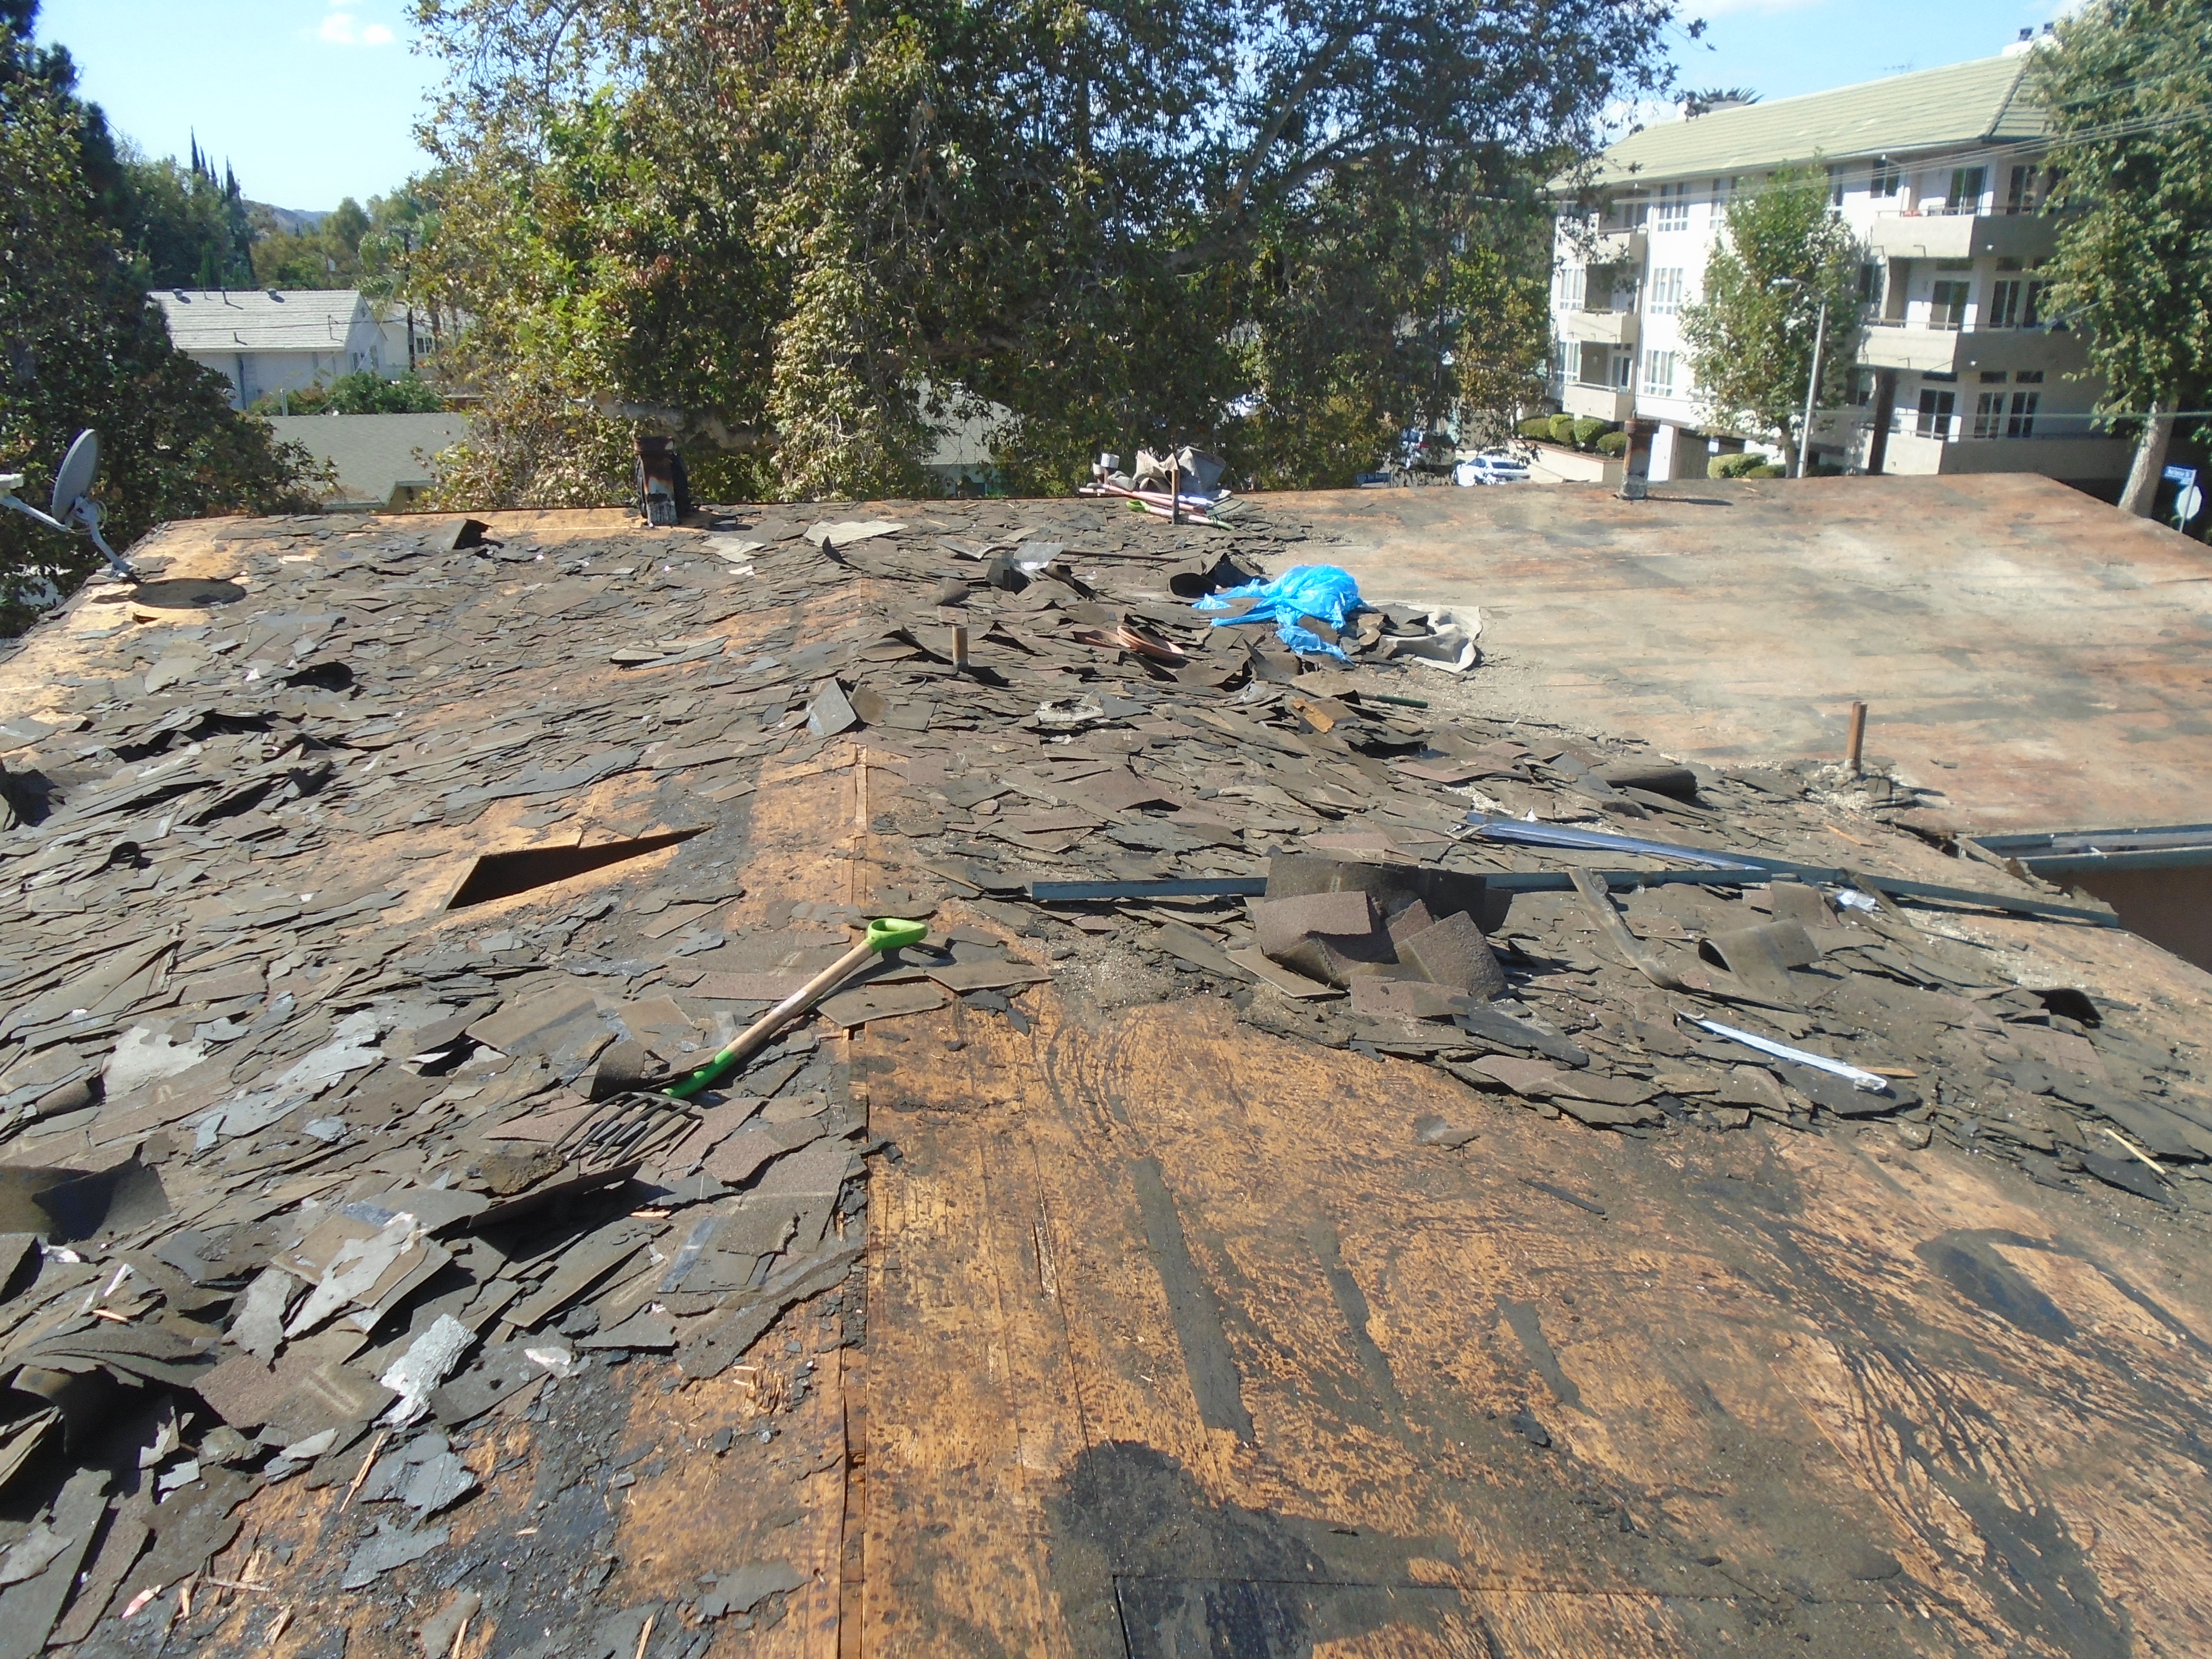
2 495 2211 1656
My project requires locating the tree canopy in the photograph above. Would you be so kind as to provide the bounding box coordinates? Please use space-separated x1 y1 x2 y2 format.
0 6 322 632
2030 0 2212 505
247 370 446 417
408 0 1675 504
1677 167 1863 473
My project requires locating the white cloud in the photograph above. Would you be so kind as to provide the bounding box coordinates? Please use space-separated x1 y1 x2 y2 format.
317 10 395 46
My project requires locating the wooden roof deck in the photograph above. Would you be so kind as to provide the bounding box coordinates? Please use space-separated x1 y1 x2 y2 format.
3 495 2210 1659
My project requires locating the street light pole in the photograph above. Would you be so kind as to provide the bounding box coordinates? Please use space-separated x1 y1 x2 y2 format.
1796 293 1829 479
1770 276 1830 478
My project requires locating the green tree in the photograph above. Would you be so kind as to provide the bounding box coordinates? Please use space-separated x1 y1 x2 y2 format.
1677 167 1863 474
114 142 256 288
408 0 1677 505
0 6 321 632
2030 0 2212 516
247 188 438 295
1450 230 1556 448
248 370 445 416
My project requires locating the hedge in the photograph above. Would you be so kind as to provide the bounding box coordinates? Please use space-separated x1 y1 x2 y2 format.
1570 417 1611 450
1547 413 1578 445
1518 417 1554 441
1594 431 1628 457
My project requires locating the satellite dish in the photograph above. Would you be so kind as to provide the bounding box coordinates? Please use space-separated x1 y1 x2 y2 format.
51 429 98 518
0 428 137 581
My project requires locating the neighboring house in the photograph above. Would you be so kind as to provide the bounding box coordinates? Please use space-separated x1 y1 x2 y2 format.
152 288 433 411
264 413 471 511
917 381 1006 492
1548 41 2130 489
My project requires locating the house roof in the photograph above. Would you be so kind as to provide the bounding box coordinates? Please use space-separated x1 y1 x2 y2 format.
2 488 2209 1656
1587 52 2049 188
152 287 372 355
264 412 472 507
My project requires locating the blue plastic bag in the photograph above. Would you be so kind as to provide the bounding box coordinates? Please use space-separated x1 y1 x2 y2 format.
1192 565 1364 660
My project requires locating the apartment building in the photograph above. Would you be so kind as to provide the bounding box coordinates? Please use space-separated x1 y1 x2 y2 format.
1547 44 2130 489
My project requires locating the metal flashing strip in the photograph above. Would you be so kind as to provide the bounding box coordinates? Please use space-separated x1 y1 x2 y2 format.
1970 823 2212 876
1466 814 2118 925
1465 814 1769 869
1032 866 2118 926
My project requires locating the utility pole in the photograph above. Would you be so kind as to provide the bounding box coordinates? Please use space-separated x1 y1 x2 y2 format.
1771 276 1829 477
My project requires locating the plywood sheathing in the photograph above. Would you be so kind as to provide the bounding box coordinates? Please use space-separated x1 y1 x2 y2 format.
4 489 2212 1659
1277 473 2212 833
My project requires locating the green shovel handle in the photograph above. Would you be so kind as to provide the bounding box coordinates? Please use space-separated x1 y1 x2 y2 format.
664 916 929 1098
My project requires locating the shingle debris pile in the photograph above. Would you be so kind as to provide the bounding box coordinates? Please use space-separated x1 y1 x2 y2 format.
0 495 2209 1652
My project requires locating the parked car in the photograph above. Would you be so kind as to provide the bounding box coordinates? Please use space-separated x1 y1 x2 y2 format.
1398 429 1457 474
1453 450 1531 486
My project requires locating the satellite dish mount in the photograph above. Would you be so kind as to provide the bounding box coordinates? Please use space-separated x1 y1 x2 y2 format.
0 430 138 581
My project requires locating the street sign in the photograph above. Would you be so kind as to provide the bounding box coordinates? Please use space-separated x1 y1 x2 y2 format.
2163 464 2198 487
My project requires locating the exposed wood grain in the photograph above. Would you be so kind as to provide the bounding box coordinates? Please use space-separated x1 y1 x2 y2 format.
858 935 2212 1657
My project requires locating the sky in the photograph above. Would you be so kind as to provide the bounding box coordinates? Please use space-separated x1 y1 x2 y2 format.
34 0 434 209
36 0 2079 214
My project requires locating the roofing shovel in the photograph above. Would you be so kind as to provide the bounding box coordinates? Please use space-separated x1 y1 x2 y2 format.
664 917 929 1098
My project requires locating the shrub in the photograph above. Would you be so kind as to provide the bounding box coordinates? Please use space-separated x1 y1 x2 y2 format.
1547 413 1577 446
1570 417 1611 449
1709 452 1771 479
1747 462 1787 478
1594 431 1628 457
1518 416 1554 441
249 371 445 417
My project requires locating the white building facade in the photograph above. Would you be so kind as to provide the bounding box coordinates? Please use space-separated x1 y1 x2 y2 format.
152 289 431 410
1547 46 2130 489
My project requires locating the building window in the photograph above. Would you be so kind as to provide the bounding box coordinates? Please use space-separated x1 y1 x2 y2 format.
1930 281 1972 330
1973 392 2007 438
2008 391 2039 437
1559 265 1586 311
2006 165 2040 215
1644 350 1678 397
2015 369 2044 384
1945 166 1987 214
1612 350 1633 389
1577 343 1611 386
1585 263 1630 312
2023 281 2050 326
1917 389 1957 440
1850 370 1875 407
1654 183 1689 231
1988 280 2021 328
1647 268 1684 316
1872 158 1901 198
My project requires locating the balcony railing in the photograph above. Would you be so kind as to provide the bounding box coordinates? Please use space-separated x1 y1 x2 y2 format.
1864 319 2068 335
1884 202 2063 219
1866 410 2120 444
